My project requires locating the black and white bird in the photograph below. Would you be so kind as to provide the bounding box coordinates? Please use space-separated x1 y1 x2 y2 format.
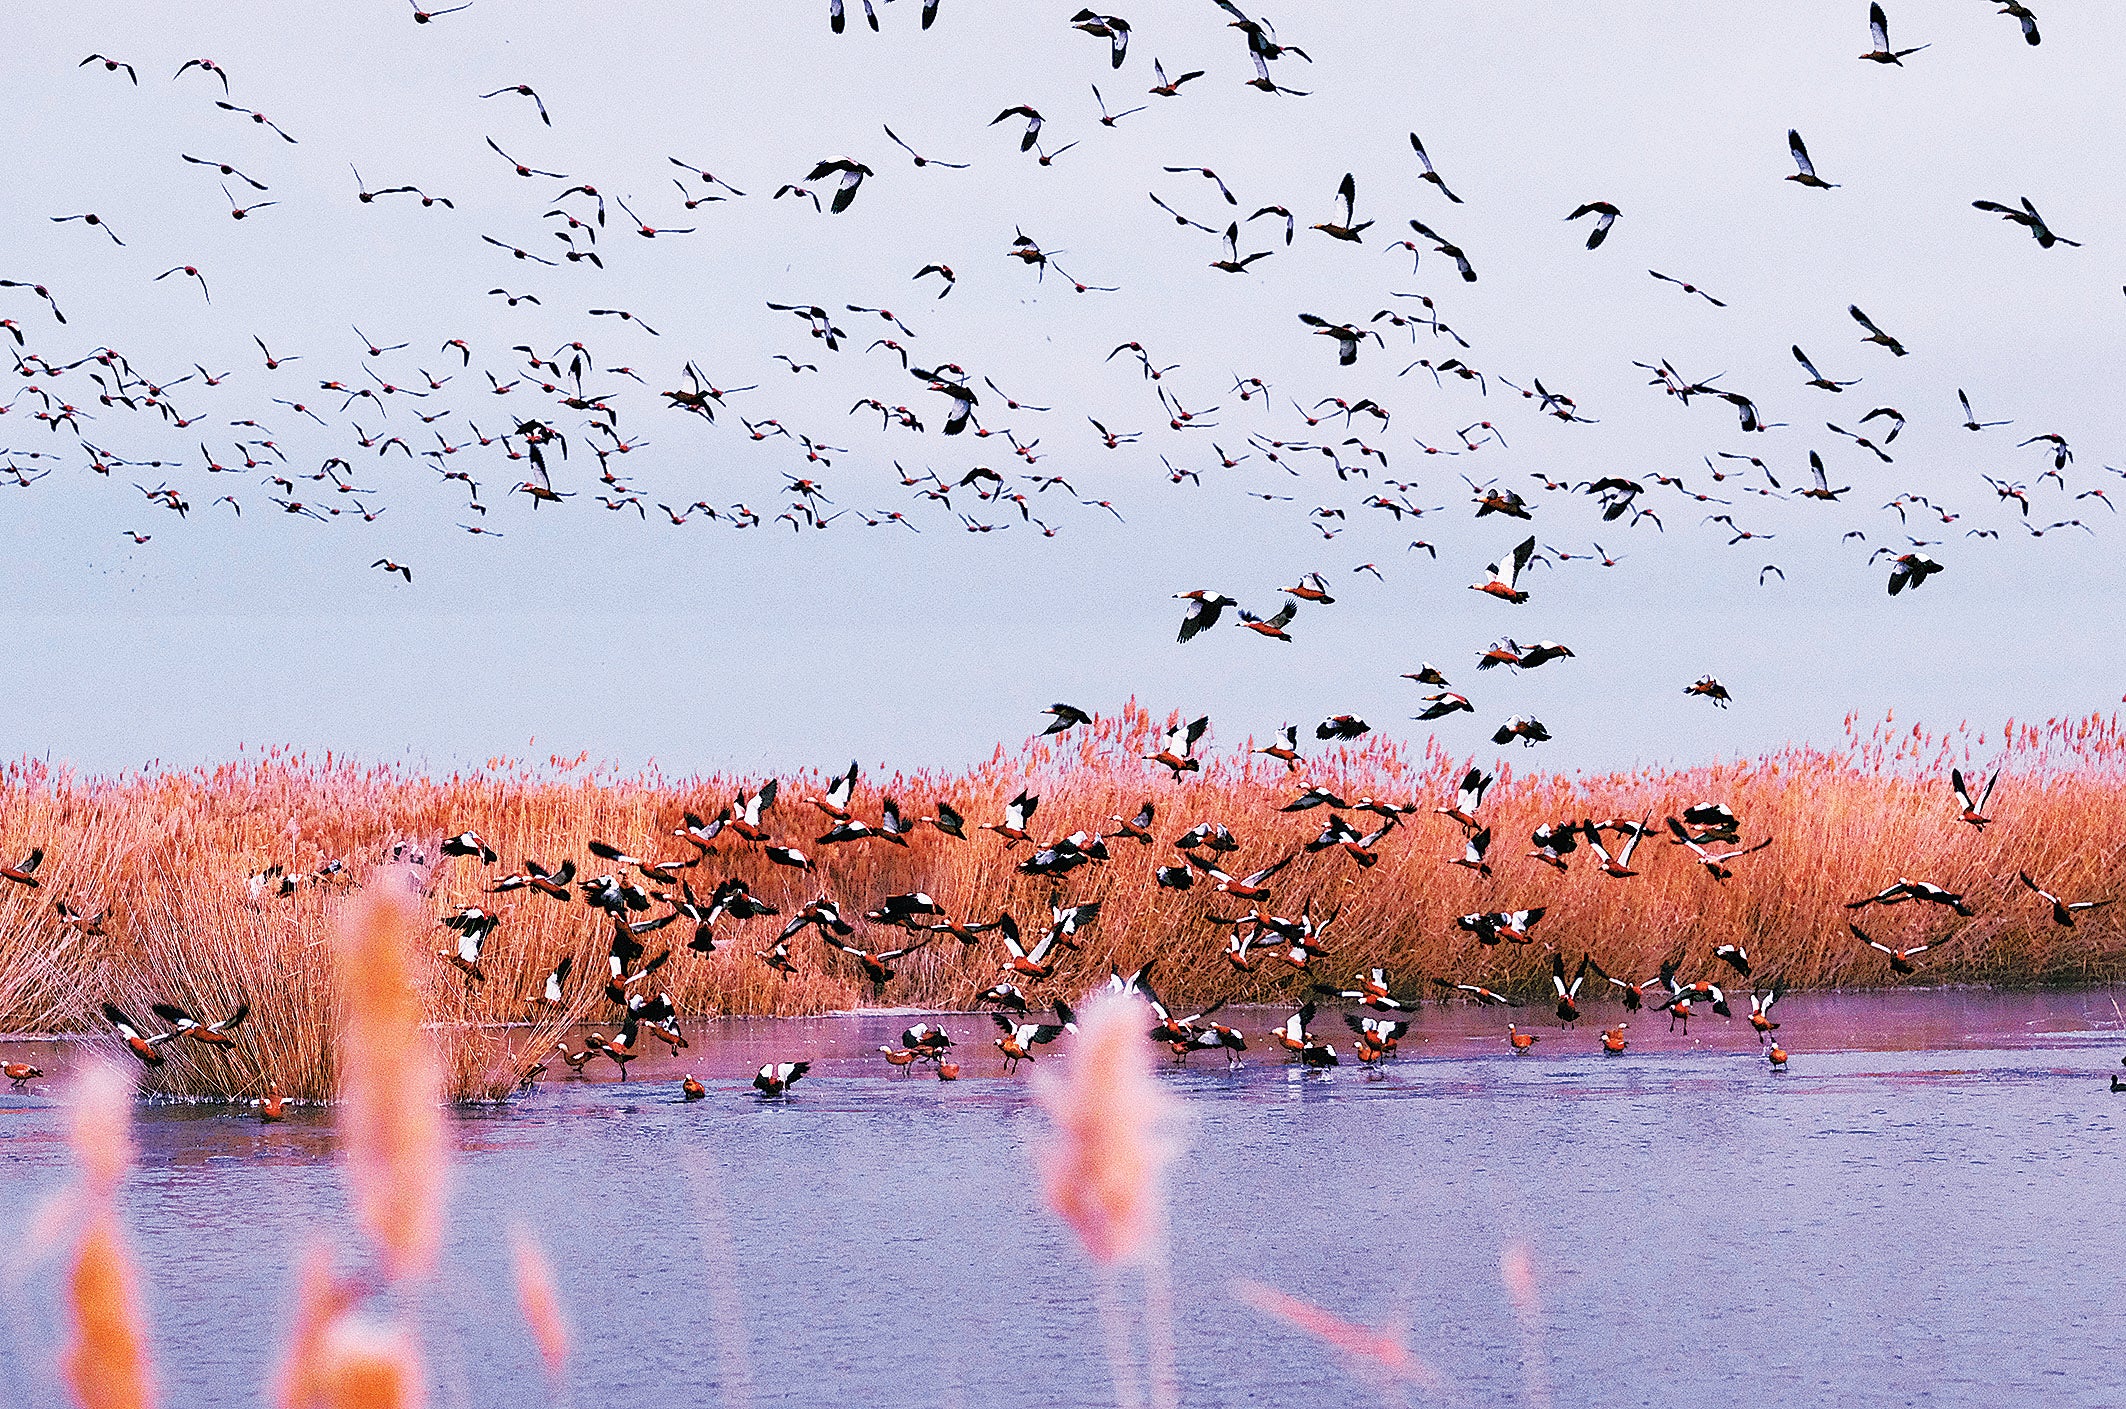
441 831 498 865
1851 922 1931 974
991 1007 1070 1070
804 158 873 214
1551 954 1590 1026
1311 173 1371 243
1146 715 1210 774
1951 768 1999 828
1785 129 1837 188
1667 819 1771 881
1174 589 1236 643
1972 196 2078 248
1849 304 1907 356
439 906 500 984
2019 872 2112 927
101 1003 175 1066
528 955 572 1008
1748 980 1785 1041
1470 535 1537 603
753 1060 810 1096
1877 550 1944 595
1848 878 1972 916
1042 703 1094 736
1858 3 1929 63
1070 10 1131 66
1564 201 1619 249
150 1000 250 1046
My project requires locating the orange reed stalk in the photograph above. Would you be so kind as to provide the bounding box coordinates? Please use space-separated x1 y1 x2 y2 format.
1035 994 1178 1267
272 1243 367 1409
61 1062 153 1409
62 1210 153 1409
333 869 447 1282
1038 996 1182 1409
1232 1280 1440 1391
310 1318 425 1409
69 1062 135 1197
508 1224 571 1380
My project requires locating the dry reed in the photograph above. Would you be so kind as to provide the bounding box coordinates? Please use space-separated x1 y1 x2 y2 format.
68 1063 134 1199
1037 994 1182 1409
333 873 448 1282
3 708 2124 1101
272 1246 368 1409
62 1213 154 1409
1037 995 1177 1267
1232 1281 1440 1393
306 1318 425 1409
508 1225 571 1382
1500 1242 1550 1409
60 1063 153 1409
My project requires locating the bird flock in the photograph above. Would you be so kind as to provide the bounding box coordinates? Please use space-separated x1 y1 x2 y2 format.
4 732 2110 1102
6 3 2124 1094
6 5 2110 633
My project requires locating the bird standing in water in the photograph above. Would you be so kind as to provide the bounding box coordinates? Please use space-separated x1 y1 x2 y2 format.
754 1061 810 1096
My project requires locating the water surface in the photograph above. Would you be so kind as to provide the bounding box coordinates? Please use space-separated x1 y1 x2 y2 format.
2 988 2122 1408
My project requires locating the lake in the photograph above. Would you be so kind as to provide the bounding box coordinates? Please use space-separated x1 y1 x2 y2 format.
2 987 2122 1407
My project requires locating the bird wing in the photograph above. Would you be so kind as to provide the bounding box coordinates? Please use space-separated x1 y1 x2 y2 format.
1788 129 1814 175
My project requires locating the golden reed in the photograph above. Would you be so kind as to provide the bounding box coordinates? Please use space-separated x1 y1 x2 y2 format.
272 1245 366 1409
1234 1280 1440 1392
274 876 449 1408
307 1317 425 1409
4 707 2123 1101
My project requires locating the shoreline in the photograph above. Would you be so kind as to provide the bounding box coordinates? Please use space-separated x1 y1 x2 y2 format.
6 974 2126 1045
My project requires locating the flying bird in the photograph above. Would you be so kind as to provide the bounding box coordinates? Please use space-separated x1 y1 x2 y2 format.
1849 305 1907 356
1564 201 1619 249
1174 589 1236 643
1994 2 2040 46
1470 536 1537 604
1951 768 1999 828
1858 3 1929 63
2018 872 2111 928
1971 196 2079 248
1785 129 1837 188
1070 10 1131 67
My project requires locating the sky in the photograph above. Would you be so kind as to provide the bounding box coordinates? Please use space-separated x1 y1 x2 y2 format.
2 1 2121 781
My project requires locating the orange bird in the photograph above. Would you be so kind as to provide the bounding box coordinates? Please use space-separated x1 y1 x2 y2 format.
0 847 45 888
102 1003 173 1066
151 1000 250 1046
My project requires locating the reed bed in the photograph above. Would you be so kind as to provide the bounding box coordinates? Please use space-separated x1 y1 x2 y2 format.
2 708 2123 1101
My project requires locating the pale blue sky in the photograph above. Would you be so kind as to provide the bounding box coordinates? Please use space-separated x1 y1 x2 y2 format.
2 2 2119 778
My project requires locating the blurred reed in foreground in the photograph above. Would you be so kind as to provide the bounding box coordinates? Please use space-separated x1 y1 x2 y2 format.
60 1062 154 1409
272 877 448 1409
1039 993 1182 1409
